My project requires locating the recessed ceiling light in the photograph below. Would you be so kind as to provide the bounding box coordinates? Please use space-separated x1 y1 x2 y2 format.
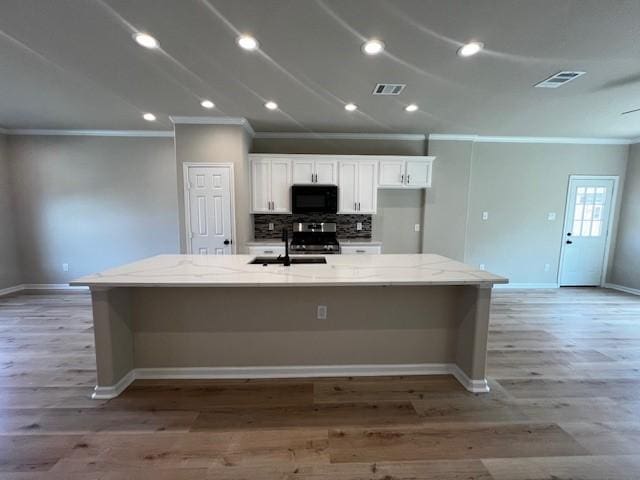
265 101 278 110
142 113 156 122
362 39 384 55
237 35 259 51
133 32 159 49
405 104 418 112
200 100 215 109
457 41 483 57
344 103 358 112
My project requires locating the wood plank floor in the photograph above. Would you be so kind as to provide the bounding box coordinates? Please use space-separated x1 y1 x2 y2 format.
0 287 639 479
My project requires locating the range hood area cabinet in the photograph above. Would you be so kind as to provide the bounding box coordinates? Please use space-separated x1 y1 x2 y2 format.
249 154 434 215
379 158 434 188
292 158 338 185
250 157 292 213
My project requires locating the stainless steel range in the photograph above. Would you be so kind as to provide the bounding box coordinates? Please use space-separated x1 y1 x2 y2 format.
290 222 340 254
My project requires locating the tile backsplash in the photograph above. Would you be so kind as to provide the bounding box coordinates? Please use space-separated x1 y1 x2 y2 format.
253 214 372 239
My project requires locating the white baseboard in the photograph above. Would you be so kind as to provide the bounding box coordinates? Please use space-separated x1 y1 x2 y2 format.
92 363 490 399
494 283 559 289
92 370 136 399
603 283 640 296
0 283 88 297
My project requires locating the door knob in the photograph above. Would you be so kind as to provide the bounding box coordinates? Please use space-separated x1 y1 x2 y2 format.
224 239 231 245
567 232 572 236
566 240 573 244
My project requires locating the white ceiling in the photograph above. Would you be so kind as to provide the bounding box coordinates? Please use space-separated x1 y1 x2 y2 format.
1 0 640 139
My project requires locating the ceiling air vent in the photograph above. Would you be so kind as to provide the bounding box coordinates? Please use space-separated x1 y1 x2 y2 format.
372 83 406 95
535 71 586 88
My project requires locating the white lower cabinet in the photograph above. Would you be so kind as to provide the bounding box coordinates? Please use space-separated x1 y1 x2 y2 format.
248 245 286 256
341 245 382 255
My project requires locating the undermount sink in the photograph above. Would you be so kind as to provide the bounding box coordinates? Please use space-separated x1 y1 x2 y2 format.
249 256 327 265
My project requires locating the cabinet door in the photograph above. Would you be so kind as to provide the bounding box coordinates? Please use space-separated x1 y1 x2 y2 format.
338 161 358 213
357 161 378 213
251 159 271 213
379 160 405 187
292 159 315 184
405 160 430 187
269 159 292 213
315 159 338 185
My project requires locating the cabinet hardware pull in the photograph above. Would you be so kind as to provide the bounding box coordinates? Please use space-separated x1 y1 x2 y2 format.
406 175 410 184
356 250 366 253
358 202 361 211
264 250 273 253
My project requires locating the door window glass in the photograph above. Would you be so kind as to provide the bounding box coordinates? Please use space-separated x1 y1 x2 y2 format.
572 185 607 237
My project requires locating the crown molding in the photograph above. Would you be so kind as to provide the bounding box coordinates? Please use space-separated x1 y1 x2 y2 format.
429 133 633 145
630 137 640 145
170 116 255 136
253 132 426 141
4 129 174 138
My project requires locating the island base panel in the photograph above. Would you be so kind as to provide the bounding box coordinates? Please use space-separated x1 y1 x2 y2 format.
90 285 491 395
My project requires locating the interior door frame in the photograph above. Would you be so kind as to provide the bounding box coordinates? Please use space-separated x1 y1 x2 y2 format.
183 163 237 255
557 174 619 287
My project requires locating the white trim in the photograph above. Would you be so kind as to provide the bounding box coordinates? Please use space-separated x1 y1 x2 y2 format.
92 370 136 400
557 175 619 288
254 132 426 141
91 363 490 399
449 364 490 393
170 116 255 136
23 283 89 291
428 133 634 145
182 163 237 255
603 283 640 296
6 129 174 137
0 284 24 297
494 283 559 289
249 153 434 161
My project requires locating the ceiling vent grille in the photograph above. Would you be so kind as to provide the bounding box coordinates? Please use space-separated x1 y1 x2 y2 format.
372 83 406 95
535 71 586 88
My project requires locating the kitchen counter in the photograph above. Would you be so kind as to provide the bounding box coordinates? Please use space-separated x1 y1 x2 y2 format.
71 254 506 288
74 254 507 399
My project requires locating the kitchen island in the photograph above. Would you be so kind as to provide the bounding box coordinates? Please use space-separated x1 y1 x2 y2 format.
71 254 508 398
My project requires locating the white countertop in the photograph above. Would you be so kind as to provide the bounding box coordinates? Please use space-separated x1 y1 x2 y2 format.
71 254 508 288
246 239 381 246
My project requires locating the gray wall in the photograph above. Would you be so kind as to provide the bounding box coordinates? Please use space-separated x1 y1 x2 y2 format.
174 124 252 254
0 134 22 290
8 135 179 284
252 137 427 253
426 139 629 285
610 143 640 290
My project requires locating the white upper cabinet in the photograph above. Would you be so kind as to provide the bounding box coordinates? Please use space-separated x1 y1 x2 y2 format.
379 157 434 188
250 154 434 216
338 160 378 214
292 158 338 185
250 157 292 213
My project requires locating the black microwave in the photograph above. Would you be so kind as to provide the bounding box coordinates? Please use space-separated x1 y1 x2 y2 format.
291 185 338 214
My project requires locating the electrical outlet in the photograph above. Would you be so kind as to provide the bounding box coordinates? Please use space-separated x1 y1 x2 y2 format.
544 263 550 272
414 223 420 232
268 223 274 231
479 264 486 271
62 263 69 272
317 305 327 320
547 212 556 221
356 222 363 231
482 211 489 220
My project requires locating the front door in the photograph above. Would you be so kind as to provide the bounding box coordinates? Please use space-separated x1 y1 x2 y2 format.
559 176 615 286
186 165 234 255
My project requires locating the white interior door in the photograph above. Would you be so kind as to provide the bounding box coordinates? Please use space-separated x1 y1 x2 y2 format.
560 177 615 286
187 165 234 255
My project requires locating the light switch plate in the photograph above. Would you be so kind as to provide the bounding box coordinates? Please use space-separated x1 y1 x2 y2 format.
547 212 556 221
268 223 274 231
62 263 69 272
414 223 420 232
482 212 489 220
317 305 327 320
479 264 486 271
356 222 363 231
